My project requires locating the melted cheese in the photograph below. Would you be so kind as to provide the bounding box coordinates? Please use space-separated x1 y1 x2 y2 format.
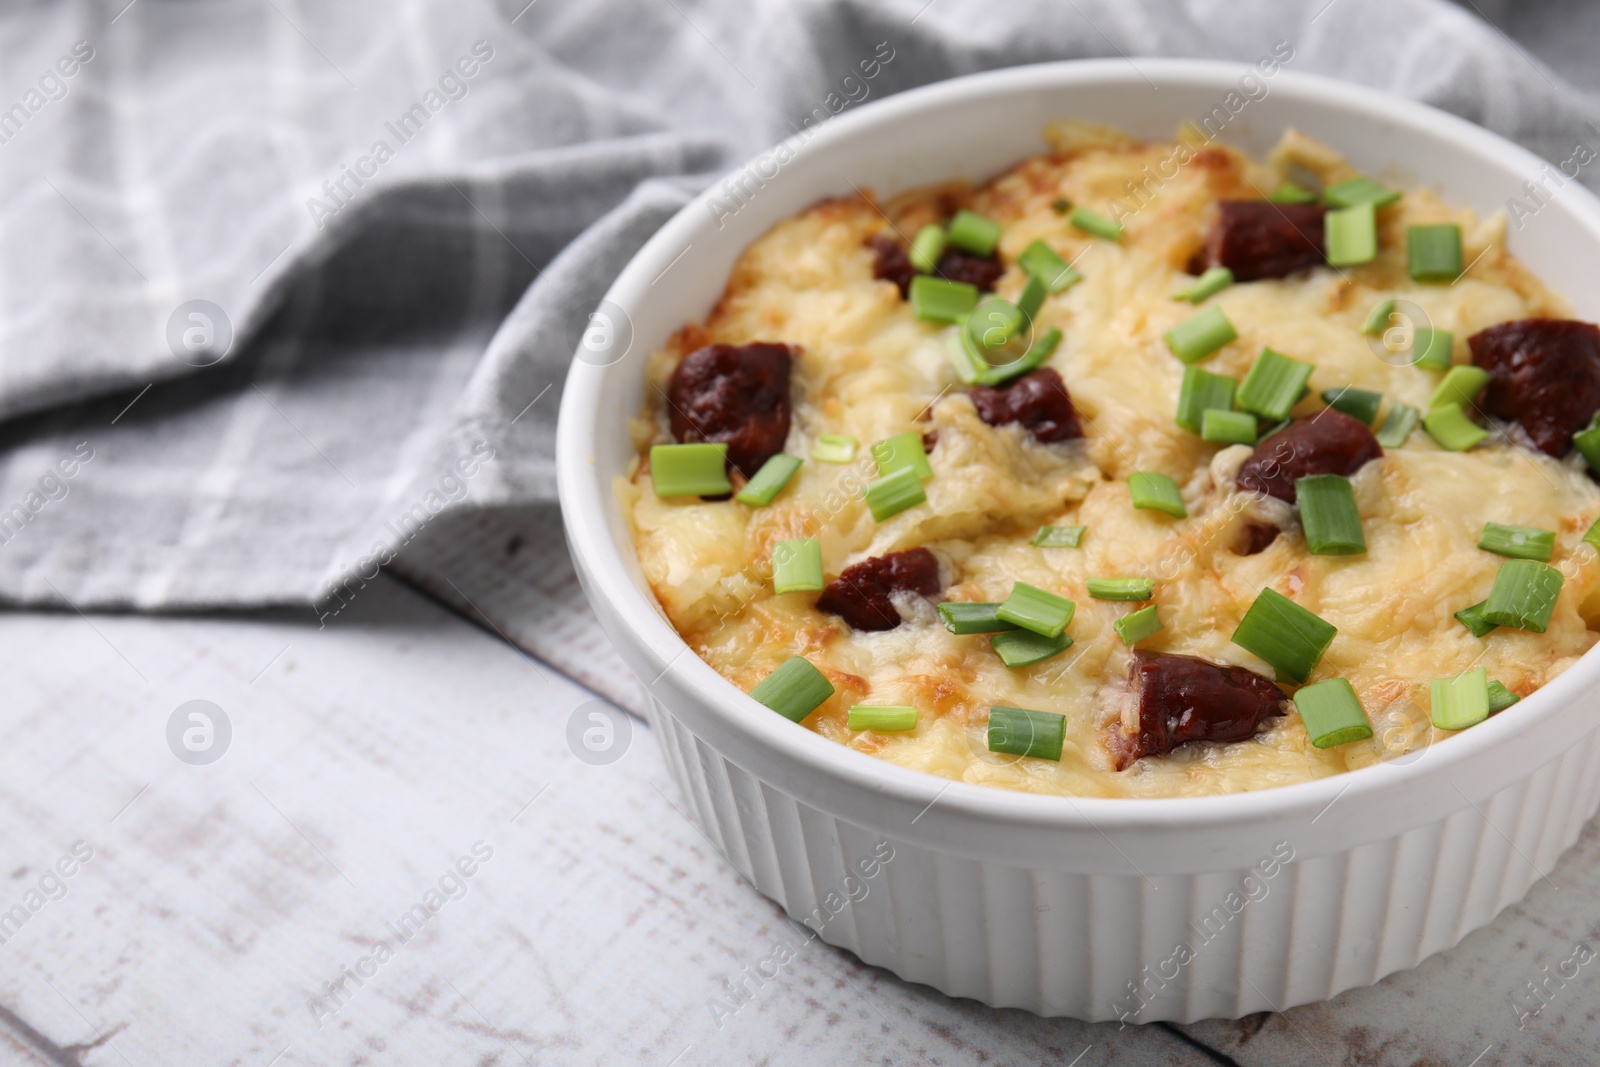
622 129 1600 799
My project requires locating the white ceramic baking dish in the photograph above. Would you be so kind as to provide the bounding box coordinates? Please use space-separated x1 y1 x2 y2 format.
556 59 1600 1022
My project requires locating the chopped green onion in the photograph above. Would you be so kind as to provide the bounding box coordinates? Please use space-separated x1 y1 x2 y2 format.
1361 298 1397 336
909 224 947 273
1086 577 1154 601
909 275 979 324
1325 201 1377 266
987 706 1066 761
1585 515 1600 549
945 330 986 385
1237 347 1314 422
1375 402 1419 447
966 296 1025 353
1428 365 1490 412
871 432 932 481
1175 365 1237 433
1431 666 1489 731
650 442 731 498
936 602 1017 635
963 325 1062 388
1292 677 1373 748
1128 471 1187 518
1454 599 1496 638
749 656 834 723
1270 181 1319 204
1412 327 1454 371
735 453 802 506
847 705 918 732
1031 524 1086 548
947 210 1002 257
1407 224 1463 282
1422 403 1487 451
1173 267 1234 303
1017 239 1082 293
1164 306 1237 363
862 465 926 522
1050 197 1071 215
996 582 1076 638
1070 206 1123 241
1296 474 1366 555
1320 386 1383 425
1202 409 1257 445
1231 587 1337 682
990 628 1074 667
1487 680 1521 713
812 434 858 463
1481 559 1563 633
1114 604 1163 645
771 538 823 594
1478 522 1555 562
1323 175 1401 209
1015 272 1047 323
1575 425 1600 474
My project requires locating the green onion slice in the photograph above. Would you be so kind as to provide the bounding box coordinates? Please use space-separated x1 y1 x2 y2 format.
1407 224 1463 282
909 224 947 273
1428 365 1490 413
1585 515 1600 549
1128 471 1186 518
1114 604 1163 645
772 537 823 594
1270 181 1319 204
749 656 834 723
847 705 918 732
1486 680 1521 713
1323 175 1401 209
1237 347 1314 422
1173 267 1234 303
1478 522 1555 562
1202 409 1257 445
996 582 1076 638
947 210 1002 257
1454 599 1497 638
1482 559 1563 633
1413 327 1454 371
1321 386 1383 425
1015 272 1048 324
1361 298 1397 337
936 602 1017 635
1070 206 1123 241
975 326 1062 387
862 465 926 522
1086 577 1154 601
1293 677 1374 748
1231 587 1337 682
1431 666 1489 731
909 275 979 324
1175 365 1237 433
1017 239 1082 293
1575 425 1600 474
966 296 1025 355
871 431 933 482
987 706 1066 761
990 628 1074 668
735 453 802 506
1422 403 1487 451
1164 305 1238 363
1375 402 1419 448
1297 474 1366 556
650 442 731 498
1031 524 1086 548
1325 201 1377 266
812 433 858 463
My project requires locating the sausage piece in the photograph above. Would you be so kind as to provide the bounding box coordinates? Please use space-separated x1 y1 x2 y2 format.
1201 201 1327 281
1111 651 1288 769
1235 411 1382 503
667 342 793 478
1469 317 1600 456
867 234 915 297
966 368 1083 443
815 547 941 631
866 235 1003 297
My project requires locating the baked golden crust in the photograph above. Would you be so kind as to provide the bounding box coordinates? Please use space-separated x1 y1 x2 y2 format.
622 128 1600 799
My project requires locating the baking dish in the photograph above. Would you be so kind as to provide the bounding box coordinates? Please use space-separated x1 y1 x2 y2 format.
556 59 1600 1021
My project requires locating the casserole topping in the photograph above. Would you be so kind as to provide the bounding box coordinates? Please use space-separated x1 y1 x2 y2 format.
623 124 1600 798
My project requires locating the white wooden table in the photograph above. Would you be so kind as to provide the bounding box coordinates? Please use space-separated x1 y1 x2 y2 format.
0 572 1594 1066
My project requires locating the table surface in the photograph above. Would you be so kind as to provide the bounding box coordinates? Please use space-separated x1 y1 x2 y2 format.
0 575 1595 1067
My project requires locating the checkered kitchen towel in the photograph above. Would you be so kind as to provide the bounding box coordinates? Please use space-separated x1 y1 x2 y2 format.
0 0 1594 692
